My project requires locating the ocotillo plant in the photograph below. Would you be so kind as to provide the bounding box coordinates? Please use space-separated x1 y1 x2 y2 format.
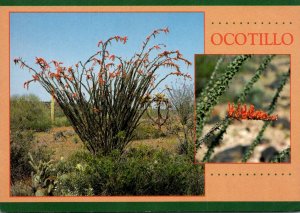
196 55 290 163
146 93 171 131
196 55 252 137
242 69 290 162
199 55 275 162
14 28 191 155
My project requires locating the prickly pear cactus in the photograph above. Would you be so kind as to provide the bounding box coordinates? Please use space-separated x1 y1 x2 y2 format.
28 153 57 196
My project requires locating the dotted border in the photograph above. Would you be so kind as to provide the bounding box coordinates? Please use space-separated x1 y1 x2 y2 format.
210 173 292 176
211 22 292 25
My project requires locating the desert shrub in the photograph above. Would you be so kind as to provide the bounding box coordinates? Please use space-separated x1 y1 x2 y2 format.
10 95 53 183
10 130 34 182
55 147 204 196
52 116 71 127
11 180 33 196
11 94 51 132
10 130 53 183
132 122 165 140
14 28 191 156
167 82 194 155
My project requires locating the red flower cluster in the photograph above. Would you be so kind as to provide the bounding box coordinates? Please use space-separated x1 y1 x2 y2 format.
170 71 191 79
227 103 278 121
97 36 128 47
35 57 49 69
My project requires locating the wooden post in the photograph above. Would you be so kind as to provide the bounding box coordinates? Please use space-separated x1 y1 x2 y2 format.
51 95 55 123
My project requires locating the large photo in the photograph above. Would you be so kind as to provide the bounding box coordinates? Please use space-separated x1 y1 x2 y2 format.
10 12 204 196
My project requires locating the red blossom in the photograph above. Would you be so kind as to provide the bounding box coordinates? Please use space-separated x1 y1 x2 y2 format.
23 80 34 90
105 63 114 69
163 27 169 33
23 81 29 89
176 50 183 58
56 66 64 75
68 77 74 81
109 72 115 78
227 103 278 121
92 58 102 66
159 51 170 57
109 55 116 61
49 73 55 79
115 70 121 77
52 60 63 67
184 74 192 79
35 57 49 69
54 74 61 80
98 76 105 85
32 74 39 81
120 36 128 44
67 67 73 73
171 71 182 76
97 40 103 47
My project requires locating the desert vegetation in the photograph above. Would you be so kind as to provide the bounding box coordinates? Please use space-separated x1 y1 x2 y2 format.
11 28 204 196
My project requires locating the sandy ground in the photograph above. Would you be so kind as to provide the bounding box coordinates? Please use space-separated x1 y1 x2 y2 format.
34 126 180 161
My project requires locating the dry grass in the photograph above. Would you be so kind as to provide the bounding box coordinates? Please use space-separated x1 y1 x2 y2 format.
128 136 180 153
34 126 181 161
34 127 84 161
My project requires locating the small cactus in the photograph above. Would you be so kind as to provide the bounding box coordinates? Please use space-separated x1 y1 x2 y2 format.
28 153 57 196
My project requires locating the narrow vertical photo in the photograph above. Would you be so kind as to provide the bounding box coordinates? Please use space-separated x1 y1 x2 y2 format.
10 12 204 196
195 54 290 163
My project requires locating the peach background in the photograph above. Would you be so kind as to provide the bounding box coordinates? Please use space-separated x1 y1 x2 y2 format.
0 6 299 202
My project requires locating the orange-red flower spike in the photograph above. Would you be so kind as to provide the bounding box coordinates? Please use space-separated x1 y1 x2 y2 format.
227 103 278 121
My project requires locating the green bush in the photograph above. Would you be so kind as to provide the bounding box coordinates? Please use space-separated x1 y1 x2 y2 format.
53 116 71 127
11 181 33 196
11 94 51 132
10 130 53 183
10 94 53 184
132 122 165 140
10 130 35 182
55 147 204 196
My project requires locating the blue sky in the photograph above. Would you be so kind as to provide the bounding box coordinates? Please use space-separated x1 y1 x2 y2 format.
10 12 204 101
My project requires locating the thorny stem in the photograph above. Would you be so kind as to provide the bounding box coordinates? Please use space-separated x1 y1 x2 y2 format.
242 68 290 162
197 55 276 163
